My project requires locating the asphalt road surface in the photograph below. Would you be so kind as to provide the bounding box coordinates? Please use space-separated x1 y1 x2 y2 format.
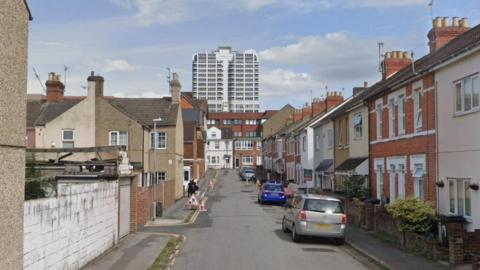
170 169 370 270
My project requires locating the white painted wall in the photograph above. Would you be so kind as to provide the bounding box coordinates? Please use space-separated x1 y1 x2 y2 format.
436 50 480 231
348 105 369 158
23 181 119 270
206 127 233 168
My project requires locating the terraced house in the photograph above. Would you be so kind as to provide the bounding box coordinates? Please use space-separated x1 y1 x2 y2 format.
27 71 185 230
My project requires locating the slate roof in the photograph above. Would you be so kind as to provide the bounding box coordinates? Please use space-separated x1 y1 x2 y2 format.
315 159 334 172
182 109 201 126
336 157 368 171
34 99 83 126
365 24 480 101
109 98 179 127
27 99 44 127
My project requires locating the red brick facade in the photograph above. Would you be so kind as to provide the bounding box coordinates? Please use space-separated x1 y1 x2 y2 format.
369 73 437 205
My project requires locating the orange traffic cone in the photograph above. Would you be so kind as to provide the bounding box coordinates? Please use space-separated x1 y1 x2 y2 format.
199 199 207 212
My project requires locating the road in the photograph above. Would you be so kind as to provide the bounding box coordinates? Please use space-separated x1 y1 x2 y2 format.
146 169 371 270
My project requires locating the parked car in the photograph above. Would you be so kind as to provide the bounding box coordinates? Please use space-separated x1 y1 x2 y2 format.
258 183 286 205
240 168 255 181
282 194 346 244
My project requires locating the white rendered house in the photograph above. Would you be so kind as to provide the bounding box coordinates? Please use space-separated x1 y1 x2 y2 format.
206 126 234 169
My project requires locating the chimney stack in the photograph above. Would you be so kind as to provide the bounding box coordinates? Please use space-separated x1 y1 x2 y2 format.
382 50 412 79
301 103 312 119
325 91 344 111
170 72 181 104
312 97 326 116
428 16 469 53
293 109 302 123
46 72 65 103
87 71 104 97
353 81 369 96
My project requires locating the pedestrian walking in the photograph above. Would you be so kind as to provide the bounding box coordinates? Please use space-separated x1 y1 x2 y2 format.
187 179 196 197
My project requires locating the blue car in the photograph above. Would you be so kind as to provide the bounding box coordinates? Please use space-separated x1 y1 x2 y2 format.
258 183 286 205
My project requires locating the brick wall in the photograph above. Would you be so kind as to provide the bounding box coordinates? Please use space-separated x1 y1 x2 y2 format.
133 179 177 230
23 181 119 270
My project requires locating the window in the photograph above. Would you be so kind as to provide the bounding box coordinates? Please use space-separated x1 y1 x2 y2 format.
235 140 254 150
388 98 396 137
151 132 167 149
353 113 362 139
338 120 342 147
413 87 423 132
398 95 406 135
376 102 383 139
62 129 74 148
327 129 333 148
243 156 253 164
215 142 220 149
345 116 349 146
455 75 479 114
109 131 128 149
211 132 217 138
256 156 262 165
412 163 425 200
315 135 321 150
448 178 471 217
376 164 384 200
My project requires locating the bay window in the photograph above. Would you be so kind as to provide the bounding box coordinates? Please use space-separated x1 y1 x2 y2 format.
353 113 362 139
448 178 472 217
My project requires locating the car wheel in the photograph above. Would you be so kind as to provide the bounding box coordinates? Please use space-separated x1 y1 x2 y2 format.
335 238 345 245
282 217 289 232
291 225 301 242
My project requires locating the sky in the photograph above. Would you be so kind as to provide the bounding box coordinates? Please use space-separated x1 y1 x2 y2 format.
26 0 480 110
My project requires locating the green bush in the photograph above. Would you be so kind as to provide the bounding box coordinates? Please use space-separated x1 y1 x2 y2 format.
386 197 436 235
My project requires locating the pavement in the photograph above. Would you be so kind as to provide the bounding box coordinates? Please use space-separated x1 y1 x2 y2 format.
144 169 372 270
83 232 171 270
346 224 448 270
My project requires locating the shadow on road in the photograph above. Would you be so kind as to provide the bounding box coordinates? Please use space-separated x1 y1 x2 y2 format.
273 229 339 246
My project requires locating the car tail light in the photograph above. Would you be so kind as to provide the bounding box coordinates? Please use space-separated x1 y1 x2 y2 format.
297 210 307 221
342 214 347 224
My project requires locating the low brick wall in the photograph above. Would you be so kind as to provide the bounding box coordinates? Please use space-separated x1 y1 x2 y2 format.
345 200 448 262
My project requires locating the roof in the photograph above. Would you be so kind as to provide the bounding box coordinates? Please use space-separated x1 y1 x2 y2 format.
219 128 234 139
181 92 208 112
335 157 368 171
109 98 179 127
183 121 197 142
315 159 334 172
365 24 480 101
27 99 44 127
311 96 354 128
182 109 201 126
208 112 265 120
262 110 280 119
34 99 83 126
329 89 369 119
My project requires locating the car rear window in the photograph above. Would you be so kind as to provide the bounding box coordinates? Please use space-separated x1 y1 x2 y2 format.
303 199 343 214
264 185 283 192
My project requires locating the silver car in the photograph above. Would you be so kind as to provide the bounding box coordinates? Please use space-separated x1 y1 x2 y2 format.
282 194 346 244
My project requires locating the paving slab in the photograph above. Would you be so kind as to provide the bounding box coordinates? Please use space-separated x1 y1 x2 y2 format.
82 233 170 270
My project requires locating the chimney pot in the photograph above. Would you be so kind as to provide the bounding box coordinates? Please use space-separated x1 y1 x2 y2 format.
364 81 368 88
434 17 442 28
91 71 95 76
403 51 411 59
460 17 468 27
442 17 449 27
452 17 459 27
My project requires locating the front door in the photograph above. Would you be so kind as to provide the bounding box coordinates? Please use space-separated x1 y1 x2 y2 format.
235 158 240 168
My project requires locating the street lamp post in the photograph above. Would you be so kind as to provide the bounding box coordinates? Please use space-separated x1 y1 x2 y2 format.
152 117 163 220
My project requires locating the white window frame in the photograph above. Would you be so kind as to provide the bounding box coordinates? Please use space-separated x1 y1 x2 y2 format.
398 95 406 135
410 154 426 200
387 156 407 202
302 135 307 152
151 132 167 149
327 129 333 149
454 74 479 115
448 178 472 218
62 129 74 148
243 156 253 165
374 158 384 200
353 112 362 139
413 81 423 133
388 98 396 138
109 131 128 149
375 100 383 139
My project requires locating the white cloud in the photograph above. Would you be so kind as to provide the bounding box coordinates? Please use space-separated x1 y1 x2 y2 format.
261 69 325 98
260 33 379 82
92 59 137 73
110 0 431 25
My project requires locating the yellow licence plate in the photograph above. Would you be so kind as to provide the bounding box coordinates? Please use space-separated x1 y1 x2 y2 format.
315 223 332 229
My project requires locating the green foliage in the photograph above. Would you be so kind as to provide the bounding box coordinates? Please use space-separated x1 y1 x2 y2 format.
386 197 436 235
25 181 46 200
345 175 370 199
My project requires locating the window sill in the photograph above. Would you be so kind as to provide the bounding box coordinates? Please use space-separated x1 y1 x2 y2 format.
453 108 480 118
